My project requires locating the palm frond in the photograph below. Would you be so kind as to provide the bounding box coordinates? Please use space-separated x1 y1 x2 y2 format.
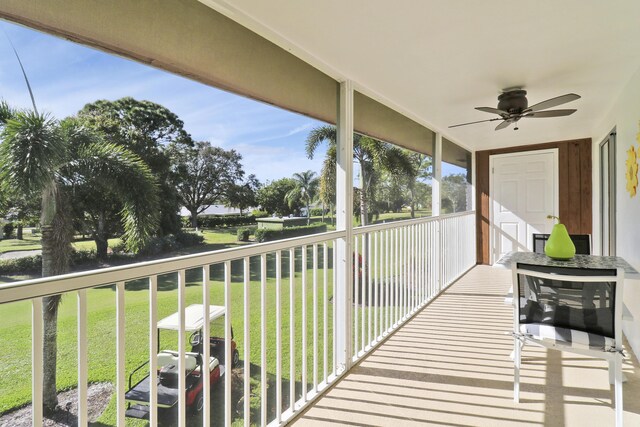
0 111 65 194
76 141 160 253
305 125 337 159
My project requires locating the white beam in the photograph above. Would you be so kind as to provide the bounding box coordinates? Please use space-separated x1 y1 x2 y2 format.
335 80 354 371
433 133 442 216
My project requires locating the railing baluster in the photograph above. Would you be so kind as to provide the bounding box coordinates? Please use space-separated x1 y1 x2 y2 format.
367 233 372 346
77 289 88 426
224 261 232 426
394 228 398 327
276 251 282 423
260 254 267 427
289 248 296 413
353 237 359 356
385 228 390 334
323 242 328 382
360 234 365 352
116 281 126 426
312 244 318 391
374 231 378 340
149 275 158 427
332 238 337 376
32 297 43 427
177 271 186 427
301 245 308 403
148 275 158 427
202 267 211 427
243 258 250 427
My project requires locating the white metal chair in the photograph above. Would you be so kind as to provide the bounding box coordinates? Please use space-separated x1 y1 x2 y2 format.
512 263 625 426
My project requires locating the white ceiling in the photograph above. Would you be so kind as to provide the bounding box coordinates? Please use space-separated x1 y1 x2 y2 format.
201 0 640 151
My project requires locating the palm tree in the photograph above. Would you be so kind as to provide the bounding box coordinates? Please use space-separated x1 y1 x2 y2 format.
0 108 160 413
285 170 319 225
305 125 414 226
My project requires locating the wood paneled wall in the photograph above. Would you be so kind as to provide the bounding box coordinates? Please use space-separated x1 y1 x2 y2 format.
475 138 592 264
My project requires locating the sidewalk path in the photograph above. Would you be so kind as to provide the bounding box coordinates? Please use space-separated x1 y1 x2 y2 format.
0 249 42 260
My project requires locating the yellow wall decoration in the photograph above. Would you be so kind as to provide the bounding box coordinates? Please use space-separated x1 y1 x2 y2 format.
626 145 638 197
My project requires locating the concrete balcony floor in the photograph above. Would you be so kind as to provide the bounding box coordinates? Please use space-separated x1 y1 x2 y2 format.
293 265 640 426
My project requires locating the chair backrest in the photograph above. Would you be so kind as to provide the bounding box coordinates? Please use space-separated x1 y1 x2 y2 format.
514 263 622 341
531 233 592 255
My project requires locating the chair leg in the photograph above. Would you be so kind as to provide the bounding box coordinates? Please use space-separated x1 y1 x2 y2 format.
615 353 623 427
514 338 521 403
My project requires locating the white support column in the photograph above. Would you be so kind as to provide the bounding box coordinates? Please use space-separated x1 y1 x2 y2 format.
432 133 442 217
433 133 442 290
335 80 354 372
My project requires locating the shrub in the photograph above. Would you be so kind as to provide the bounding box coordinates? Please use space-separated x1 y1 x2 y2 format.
2 223 14 239
254 223 327 243
310 208 324 217
197 215 257 229
176 231 205 247
237 227 253 242
0 255 41 274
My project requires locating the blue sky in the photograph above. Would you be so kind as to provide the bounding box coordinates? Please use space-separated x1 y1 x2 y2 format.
0 20 328 183
0 20 464 184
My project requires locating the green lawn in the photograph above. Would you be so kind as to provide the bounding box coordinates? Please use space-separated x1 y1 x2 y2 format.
0 235 42 253
0 247 337 426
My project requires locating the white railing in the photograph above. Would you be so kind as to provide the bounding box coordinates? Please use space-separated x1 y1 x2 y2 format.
0 211 475 427
351 211 476 360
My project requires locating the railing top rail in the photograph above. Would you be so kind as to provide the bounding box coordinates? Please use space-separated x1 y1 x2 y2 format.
0 229 346 305
352 210 475 235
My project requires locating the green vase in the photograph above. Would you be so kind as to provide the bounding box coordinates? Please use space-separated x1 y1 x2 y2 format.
545 223 576 260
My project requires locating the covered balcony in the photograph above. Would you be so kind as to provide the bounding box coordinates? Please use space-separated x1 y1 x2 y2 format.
1 1 640 426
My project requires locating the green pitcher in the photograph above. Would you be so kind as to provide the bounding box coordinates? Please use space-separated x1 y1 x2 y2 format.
545 222 576 260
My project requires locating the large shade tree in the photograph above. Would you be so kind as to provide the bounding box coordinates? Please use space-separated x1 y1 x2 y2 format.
227 174 260 215
168 141 245 227
0 106 160 412
285 170 319 224
77 97 190 241
305 125 414 226
256 178 303 217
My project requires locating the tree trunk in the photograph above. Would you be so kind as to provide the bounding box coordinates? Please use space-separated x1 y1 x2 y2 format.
42 294 60 414
40 184 73 414
95 212 108 260
321 202 325 223
359 162 369 227
306 201 311 225
16 224 23 240
410 187 416 219
41 224 60 413
190 209 198 229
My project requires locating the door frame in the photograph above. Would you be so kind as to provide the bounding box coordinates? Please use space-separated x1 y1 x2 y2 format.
489 148 559 263
599 130 616 255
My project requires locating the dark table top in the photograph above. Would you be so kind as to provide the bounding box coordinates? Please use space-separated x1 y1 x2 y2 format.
495 251 640 279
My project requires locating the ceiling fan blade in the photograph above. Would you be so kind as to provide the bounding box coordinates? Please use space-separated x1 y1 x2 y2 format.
524 109 577 118
475 106 508 116
495 120 511 130
448 117 501 128
526 93 580 112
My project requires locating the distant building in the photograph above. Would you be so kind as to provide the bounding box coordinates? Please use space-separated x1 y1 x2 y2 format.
180 205 243 217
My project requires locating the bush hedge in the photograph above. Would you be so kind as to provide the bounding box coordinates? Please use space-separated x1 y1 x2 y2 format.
237 226 257 242
140 231 204 255
184 214 257 229
2 223 14 239
254 223 327 243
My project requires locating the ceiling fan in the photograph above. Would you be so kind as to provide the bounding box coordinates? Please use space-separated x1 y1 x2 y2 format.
449 89 580 131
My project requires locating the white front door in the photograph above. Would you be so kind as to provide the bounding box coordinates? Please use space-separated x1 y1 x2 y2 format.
490 149 558 263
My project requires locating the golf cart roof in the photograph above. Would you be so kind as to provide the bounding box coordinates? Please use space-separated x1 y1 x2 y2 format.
157 304 226 332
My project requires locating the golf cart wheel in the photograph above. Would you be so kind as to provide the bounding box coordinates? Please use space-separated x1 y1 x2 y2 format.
191 391 204 415
232 349 240 367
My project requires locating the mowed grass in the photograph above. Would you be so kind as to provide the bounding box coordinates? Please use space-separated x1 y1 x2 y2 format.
0 246 336 426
